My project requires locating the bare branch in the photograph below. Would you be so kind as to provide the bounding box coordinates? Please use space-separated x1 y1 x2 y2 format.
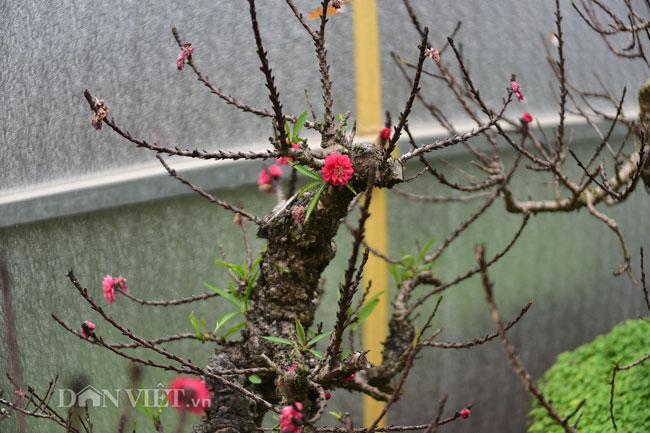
156 155 261 224
476 244 578 433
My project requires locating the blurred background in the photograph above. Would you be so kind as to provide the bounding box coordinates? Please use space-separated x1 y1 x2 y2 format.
1 1 649 432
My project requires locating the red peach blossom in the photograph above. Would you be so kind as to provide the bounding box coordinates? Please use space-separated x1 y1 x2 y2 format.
321 153 354 186
268 164 283 178
279 402 303 433
167 377 211 414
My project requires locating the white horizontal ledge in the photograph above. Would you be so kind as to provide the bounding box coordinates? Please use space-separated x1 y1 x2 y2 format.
0 112 634 229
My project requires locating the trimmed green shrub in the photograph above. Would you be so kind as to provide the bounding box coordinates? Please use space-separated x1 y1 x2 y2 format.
528 318 650 433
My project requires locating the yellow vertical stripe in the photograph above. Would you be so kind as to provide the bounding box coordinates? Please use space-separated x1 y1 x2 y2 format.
353 0 383 136
353 0 388 427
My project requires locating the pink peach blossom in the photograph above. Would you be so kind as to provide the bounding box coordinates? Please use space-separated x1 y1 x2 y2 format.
280 402 303 433
321 153 354 186
258 170 272 186
167 377 211 414
511 81 524 102
177 42 194 71
81 321 95 339
268 164 283 178
277 156 292 165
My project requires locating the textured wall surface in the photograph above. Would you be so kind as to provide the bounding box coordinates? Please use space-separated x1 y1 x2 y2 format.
2 0 647 191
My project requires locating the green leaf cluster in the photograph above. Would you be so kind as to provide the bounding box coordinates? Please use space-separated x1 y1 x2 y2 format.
388 238 436 285
527 318 650 432
285 110 308 145
262 318 332 359
190 255 263 340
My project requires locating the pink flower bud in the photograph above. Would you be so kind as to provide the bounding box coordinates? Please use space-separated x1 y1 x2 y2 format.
426 47 440 63
344 374 355 382
325 392 332 400
522 112 533 123
292 206 306 225
460 408 470 419
511 81 524 102
177 42 194 71
268 164 283 178
81 321 95 339
379 127 391 140
277 157 292 165
258 170 272 186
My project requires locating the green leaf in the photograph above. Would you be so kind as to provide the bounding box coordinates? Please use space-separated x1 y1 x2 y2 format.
224 320 246 338
214 311 241 334
204 283 244 312
244 279 255 311
351 290 385 331
189 311 203 338
155 395 167 419
276 263 290 273
413 327 421 348
248 374 262 384
308 349 323 358
307 330 333 347
135 393 154 423
251 254 263 271
284 121 292 141
244 255 262 308
401 254 415 269
293 110 308 141
388 263 400 284
416 237 436 264
289 161 322 181
345 182 357 195
337 113 348 132
305 183 327 223
262 336 293 345
298 180 323 198
215 260 246 279
197 315 209 330
329 411 342 419
295 318 306 347
342 347 351 359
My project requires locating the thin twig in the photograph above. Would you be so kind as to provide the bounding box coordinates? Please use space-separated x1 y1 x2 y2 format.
156 155 261 224
477 244 578 433
386 27 429 157
247 0 289 153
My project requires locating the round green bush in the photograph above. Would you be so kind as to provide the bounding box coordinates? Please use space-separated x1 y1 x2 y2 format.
527 318 650 433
